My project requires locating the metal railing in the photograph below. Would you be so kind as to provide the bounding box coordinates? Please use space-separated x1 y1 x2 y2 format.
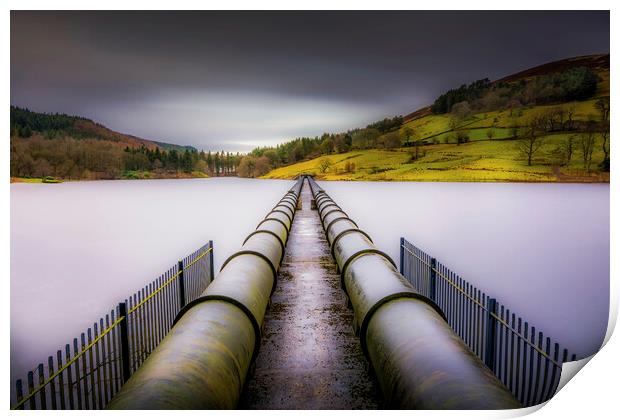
400 237 576 407
12 241 214 410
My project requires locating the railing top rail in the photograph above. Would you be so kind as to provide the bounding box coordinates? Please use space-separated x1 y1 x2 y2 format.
12 245 213 410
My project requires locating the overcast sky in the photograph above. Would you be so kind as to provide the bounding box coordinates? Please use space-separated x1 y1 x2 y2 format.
11 11 609 152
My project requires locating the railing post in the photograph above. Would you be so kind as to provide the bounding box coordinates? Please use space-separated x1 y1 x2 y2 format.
429 257 437 301
178 260 186 308
399 237 405 275
208 240 215 282
118 302 131 383
485 297 497 370
15 379 24 410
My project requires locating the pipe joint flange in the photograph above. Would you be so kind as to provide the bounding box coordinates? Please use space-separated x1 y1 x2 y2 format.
257 217 290 234
324 216 358 236
340 249 397 287
280 196 298 208
220 250 278 290
267 209 293 225
357 292 447 357
319 203 341 219
315 195 331 207
243 230 286 264
172 294 263 363
330 228 373 258
321 209 350 229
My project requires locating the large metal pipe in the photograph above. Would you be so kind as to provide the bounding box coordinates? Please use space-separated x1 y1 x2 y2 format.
108 178 303 409
306 176 520 410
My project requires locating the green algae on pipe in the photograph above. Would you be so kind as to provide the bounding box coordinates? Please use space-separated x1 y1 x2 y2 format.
107 300 255 409
306 176 520 409
107 178 303 409
366 298 522 409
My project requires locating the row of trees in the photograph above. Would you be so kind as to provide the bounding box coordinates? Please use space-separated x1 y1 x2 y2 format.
431 67 599 115
431 78 491 114
11 106 78 136
123 145 241 175
366 115 404 134
236 115 406 177
516 97 610 170
10 134 242 179
10 105 132 143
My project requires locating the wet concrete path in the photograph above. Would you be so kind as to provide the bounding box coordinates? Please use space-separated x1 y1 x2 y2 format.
240 181 381 409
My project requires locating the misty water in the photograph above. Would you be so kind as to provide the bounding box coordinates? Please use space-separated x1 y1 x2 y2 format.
11 178 609 387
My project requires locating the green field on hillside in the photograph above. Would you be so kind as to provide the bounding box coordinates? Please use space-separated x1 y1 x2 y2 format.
403 98 602 143
264 81 609 183
263 133 609 182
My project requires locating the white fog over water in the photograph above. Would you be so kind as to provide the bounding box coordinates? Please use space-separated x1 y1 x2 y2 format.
10 178 609 385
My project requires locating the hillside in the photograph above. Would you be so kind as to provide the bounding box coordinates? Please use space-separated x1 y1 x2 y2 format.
10 107 241 181
262 54 610 182
10 106 195 152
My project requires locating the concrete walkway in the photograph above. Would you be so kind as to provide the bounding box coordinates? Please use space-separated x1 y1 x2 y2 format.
240 180 381 409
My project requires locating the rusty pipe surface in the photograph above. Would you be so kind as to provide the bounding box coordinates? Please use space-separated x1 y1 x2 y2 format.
306 176 520 410
108 178 303 409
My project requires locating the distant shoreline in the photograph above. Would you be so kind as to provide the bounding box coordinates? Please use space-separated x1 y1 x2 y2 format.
10 175 609 185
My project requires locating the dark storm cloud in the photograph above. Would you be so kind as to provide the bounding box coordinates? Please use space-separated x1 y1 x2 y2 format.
11 11 609 151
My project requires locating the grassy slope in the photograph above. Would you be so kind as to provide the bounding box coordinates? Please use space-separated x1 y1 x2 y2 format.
263 99 609 182
264 61 609 183
263 133 608 182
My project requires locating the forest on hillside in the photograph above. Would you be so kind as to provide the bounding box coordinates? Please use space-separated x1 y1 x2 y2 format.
10 107 241 180
10 136 241 180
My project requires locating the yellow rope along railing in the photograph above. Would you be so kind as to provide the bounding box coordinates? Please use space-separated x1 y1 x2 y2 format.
184 247 212 270
127 247 211 315
12 317 124 409
402 243 561 366
12 247 212 409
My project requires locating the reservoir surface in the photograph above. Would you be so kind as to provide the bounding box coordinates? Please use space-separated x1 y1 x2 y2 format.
11 178 609 384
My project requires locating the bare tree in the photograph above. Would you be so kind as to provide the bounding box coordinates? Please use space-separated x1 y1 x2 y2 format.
601 124 609 164
556 135 576 166
564 135 576 165
318 157 332 173
595 97 610 164
516 116 546 166
565 103 577 130
579 122 596 172
595 97 611 122
547 107 566 132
